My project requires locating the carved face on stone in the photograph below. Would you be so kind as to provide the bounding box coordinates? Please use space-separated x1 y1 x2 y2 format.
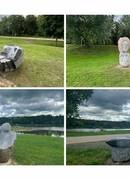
118 37 130 52
0 123 16 150
122 40 129 51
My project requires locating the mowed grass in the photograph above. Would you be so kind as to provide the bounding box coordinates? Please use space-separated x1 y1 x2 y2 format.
67 44 130 87
12 134 64 165
0 37 64 87
67 148 111 165
67 130 130 137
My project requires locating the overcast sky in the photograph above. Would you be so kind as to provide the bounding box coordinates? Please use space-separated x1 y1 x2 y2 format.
0 90 64 117
79 90 130 122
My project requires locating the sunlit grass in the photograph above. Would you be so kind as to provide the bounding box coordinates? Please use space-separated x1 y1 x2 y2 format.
0 37 64 87
67 45 130 87
12 134 64 165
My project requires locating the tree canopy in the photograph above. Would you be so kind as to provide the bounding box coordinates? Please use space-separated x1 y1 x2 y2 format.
0 15 64 40
67 118 130 129
67 90 93 118
67 90 93 128
67 15 130 46
0 115 64 127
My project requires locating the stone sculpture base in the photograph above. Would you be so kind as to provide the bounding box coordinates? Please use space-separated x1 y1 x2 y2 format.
116 65 130 69
0 148 11 163
0 158 16 165
112 147 130 162
106 158 130 165
0 159 12 165
119 52 130 67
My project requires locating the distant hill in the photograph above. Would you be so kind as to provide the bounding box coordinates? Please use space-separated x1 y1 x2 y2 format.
67 118 130 129
0 115 64 127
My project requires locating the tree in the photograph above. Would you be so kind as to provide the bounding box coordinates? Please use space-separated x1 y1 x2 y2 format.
67 90 93 119
118 16 130 38
67 15 114 46
0 16 11 35
7 15 25 36
25 15 37 36
111 21 121 45
0 15 64 40
40 15 64 45
37 15 45 36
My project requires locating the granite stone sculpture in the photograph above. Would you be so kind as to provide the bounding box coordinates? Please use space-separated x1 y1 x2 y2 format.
118 37 130 67
0 123 16 163
0 45 24 72
106 137 130 162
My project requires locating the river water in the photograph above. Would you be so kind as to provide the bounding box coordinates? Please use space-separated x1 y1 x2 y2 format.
67 128 130 132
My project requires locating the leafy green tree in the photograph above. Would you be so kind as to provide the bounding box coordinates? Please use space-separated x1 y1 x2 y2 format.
67 90 93 127
0 16 11 35
39 15 64 45
111 21 121 45
37 15 45 36
118 16 130 38
67 15 114 46
0 15 64 40
25 15 37 36
7 15 25 36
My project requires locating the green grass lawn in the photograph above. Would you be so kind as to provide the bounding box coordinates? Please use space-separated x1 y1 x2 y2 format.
0 36 64 87
67 148 111 165
12 134 64 165
67 130 130 137
67 44 130 87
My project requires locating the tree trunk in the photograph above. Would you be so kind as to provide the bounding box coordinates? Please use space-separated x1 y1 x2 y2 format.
56 38 58 47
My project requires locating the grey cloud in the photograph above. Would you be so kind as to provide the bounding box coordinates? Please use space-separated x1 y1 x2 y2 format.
0 90 64 117
79 90 130 121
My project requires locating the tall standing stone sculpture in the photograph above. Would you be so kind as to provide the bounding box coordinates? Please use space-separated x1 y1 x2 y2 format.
118 37 130 67
0 123 16 163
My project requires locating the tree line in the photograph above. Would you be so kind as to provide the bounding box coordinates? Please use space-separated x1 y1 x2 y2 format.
0 15 64 40
67 15 130 46
0 114 64 127
67 118 130 129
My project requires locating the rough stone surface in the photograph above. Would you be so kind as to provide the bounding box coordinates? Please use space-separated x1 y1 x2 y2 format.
112 147 130 162
119 52 130 67
107 137 130 148
106 158 130 165
118 37 130 67
106 137 130 162
118 37 130 52
0 148 11 163
0 123 16 163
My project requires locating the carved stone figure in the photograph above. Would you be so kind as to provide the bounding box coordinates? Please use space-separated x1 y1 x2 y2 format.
118 37 130 67
0 123 16 163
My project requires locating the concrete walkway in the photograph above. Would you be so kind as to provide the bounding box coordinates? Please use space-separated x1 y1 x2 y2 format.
67 134 130 144
0 36 64 41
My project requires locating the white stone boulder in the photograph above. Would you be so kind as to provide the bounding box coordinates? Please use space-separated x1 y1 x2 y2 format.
0 123 16 163
118 37 130 67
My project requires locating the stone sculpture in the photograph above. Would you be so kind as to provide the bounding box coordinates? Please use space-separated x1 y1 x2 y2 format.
0 123 16 163
106 137 130 162
0 45 24 72
118 37 130 67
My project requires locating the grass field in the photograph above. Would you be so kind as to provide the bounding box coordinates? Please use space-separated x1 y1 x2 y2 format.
12 134 64 165
67 130 130 137
0 36 64 87
67 44 130 87
67 148 111 165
